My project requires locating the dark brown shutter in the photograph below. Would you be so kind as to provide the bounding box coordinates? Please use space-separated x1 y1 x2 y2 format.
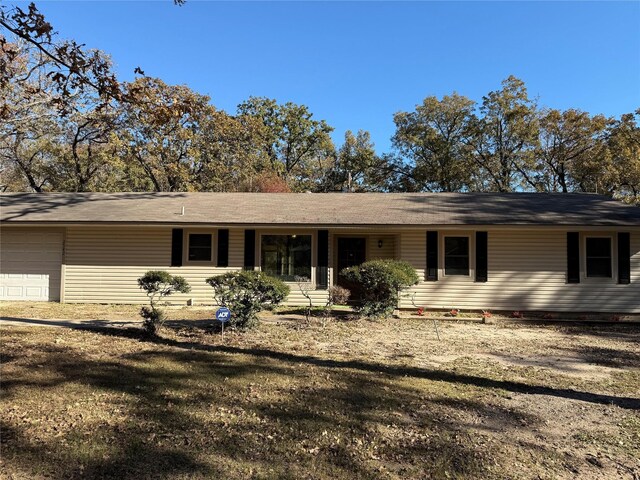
426 231 438 281
217 229 229 267
244 229 255 270
316 230 329 289
567 232 580 283
171 229 183 267
618 232 631 284
475 231 488 282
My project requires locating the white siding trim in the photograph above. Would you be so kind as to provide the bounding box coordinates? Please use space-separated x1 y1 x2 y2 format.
440 231 475 281
183 228 216 266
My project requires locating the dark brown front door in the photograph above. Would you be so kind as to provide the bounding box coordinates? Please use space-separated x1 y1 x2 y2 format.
337 237 366 300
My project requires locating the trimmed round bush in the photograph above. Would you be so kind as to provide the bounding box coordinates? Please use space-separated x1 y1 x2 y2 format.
206 271 290 330
137 270 191 335
341 260 419 318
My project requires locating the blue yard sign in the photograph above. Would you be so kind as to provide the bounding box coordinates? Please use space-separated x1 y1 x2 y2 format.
215 307 231 340
216 307 231 323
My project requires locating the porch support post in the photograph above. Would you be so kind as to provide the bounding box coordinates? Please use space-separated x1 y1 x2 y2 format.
316 229 329 289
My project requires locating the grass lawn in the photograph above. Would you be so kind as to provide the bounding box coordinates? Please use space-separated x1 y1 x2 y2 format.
1 303 639 479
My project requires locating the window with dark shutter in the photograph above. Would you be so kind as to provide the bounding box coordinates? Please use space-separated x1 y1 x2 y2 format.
244 230 256 270
316 230 329 289
426 231 438 281
567 232 580 283
476 231 488 282
617 232 630 284
217 229 229 267
171 229 183 267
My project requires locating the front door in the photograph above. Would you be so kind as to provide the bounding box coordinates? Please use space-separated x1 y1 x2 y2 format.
337 237 366 300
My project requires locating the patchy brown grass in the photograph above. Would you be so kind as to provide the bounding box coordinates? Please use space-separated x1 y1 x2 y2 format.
1 304 639 479
0 301 208 321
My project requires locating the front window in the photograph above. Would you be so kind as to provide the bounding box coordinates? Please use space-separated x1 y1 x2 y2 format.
261 235 312 281
188 234 212 261
586 237 611 278
444 236 469 276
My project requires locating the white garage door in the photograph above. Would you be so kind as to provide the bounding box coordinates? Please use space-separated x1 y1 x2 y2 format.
0 230 63 301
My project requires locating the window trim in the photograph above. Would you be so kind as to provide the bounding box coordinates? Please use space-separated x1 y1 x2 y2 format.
259 231 314 284
440 232 474 280
183 229 216 265
583 234 615 281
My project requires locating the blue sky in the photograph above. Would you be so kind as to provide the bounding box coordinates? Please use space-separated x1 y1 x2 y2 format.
27 1 640 152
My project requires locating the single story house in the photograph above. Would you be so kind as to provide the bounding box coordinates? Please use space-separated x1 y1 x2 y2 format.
1 192 639 313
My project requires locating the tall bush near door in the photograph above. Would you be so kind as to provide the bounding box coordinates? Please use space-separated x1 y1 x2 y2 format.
206 271 290 330
341 260 419 318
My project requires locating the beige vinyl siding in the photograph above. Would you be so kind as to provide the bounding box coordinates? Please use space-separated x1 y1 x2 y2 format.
62 225 639 312
368 235 396 260
399 228 640 313
284 285 330 306
64 227 244 305
63 227 381 307
64 226 330 306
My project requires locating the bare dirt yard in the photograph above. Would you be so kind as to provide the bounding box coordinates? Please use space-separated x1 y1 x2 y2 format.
1 302 639 479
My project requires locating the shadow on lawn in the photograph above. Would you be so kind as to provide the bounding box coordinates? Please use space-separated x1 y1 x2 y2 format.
1 341 516 480
557 324 640 346
147 334 640 411
2 322 639 479
1 419 214 479
561 344 640 369
3 318 639 411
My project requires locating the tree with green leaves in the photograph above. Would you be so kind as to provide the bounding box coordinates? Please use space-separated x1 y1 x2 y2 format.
322 130 392 192
607 109 640 204
536 108 609 193
237 97 336 191
193 109 270 192
393 93 475 192
466 76 540 192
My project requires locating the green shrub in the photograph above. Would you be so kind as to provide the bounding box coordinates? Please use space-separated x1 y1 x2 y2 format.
137 270 191 335
341 260 419 318
206 271 290 330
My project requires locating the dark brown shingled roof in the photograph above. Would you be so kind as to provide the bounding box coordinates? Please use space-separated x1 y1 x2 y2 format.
1 192 639 226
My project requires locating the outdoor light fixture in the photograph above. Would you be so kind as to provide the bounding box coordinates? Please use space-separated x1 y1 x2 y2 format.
378 240 383 248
